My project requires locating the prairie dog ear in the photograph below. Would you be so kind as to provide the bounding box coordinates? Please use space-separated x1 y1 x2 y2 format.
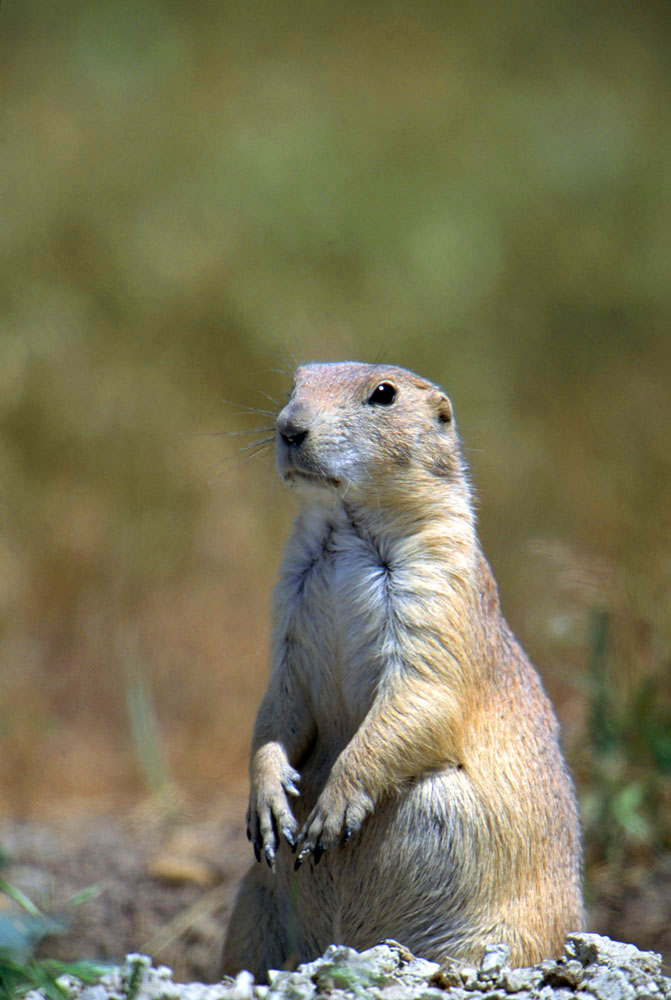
429 390 452 425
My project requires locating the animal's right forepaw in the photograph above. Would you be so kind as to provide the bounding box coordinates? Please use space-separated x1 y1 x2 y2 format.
246 765 301 871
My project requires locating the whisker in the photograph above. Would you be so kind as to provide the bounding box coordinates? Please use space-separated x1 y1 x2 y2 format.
281 330 303 369
238 436 275 457
287 342 300 368
251 365 294 380
191 426 275 439
228 425 275 436
373 339 388 365
220 399 278 419
281 337 301 370
206 435 275 485
243 384 283 409
259 336 300 373
226 426 276 438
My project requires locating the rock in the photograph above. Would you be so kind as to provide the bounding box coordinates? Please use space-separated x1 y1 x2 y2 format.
459 965 479 990
479 944 511 980
500 967 543 993
23 933 671 1000
583 966 635 1000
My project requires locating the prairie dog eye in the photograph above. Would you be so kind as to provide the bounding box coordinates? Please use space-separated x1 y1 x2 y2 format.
368 382 397 406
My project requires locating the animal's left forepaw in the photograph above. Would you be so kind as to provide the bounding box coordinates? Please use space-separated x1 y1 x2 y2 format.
294 783 374 869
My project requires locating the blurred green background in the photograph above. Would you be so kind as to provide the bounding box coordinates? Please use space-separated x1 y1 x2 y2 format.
1 0 669 912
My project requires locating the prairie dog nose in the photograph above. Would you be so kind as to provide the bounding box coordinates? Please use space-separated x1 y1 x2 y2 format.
277 410 309 448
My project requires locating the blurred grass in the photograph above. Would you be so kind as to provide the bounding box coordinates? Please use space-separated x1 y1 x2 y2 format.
0 0 669 877
0 867 106 1000
579 607 671 863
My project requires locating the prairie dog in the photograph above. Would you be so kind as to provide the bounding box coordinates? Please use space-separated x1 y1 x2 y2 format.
222 362 583 980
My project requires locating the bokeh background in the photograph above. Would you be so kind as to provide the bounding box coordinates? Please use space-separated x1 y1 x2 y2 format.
1 0 670 963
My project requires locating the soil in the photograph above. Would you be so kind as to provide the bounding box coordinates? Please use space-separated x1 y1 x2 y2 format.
0 796 249 984
1 799 670 983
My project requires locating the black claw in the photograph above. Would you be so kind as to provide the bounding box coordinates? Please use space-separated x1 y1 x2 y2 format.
282 827 296 850
253 830 263 861
313 842 324 865
264 845 276 871
253 815 262 861
294 844 310 871
343 826 353 844
246 826 251 841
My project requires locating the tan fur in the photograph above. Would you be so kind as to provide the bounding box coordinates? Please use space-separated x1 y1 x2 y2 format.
222 362 584 981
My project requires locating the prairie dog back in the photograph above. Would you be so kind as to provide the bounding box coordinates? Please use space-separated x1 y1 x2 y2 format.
223 362 583 981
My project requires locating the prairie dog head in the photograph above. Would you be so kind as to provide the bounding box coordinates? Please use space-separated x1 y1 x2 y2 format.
276 362 468 512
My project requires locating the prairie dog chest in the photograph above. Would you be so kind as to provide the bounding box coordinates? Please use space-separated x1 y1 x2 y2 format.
278 507 392 725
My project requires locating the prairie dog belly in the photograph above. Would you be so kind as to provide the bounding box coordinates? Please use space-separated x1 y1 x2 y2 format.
287 769 482 957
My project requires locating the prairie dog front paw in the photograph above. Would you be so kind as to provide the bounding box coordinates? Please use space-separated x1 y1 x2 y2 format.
247 743 301 871
294 774 374 868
